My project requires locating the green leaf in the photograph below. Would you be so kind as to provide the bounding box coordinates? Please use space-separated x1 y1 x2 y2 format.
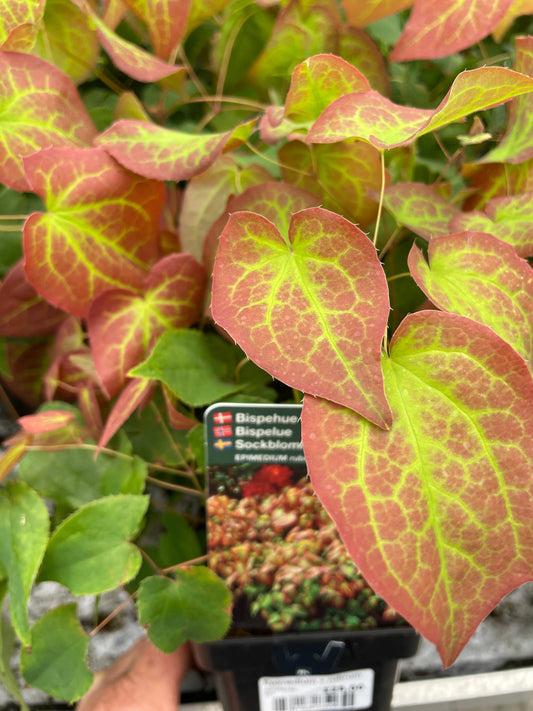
248 0 340 96
308 68 533 149
0 616 29 711
212 207 392 428
0 482 49 646
479 37 533 164
155 510 203 568
33 0 99 84
137 570 231 652
303 310 533 668
20 604 92 703
39 495 148 594
130 330 243 406
19 445 147 508
409 232 533 368
122 398 189 465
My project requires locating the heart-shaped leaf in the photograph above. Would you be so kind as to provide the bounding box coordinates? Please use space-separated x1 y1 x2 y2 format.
284 54 370 124
308 68 533 149
137 569 231 651
302 310 533 667
89 253 206 396
0 482 49 645
390 0 514 61
409 232 533 368
23 146 164 317
0 52 96 191
20 604 92 703
39 495 148 594
211 207 392 428
451 192 533 258
382 183 461 240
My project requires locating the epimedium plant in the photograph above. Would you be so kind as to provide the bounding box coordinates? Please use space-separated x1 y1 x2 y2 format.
0 0 532 703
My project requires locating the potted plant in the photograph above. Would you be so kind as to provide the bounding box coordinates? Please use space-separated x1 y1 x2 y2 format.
0 0 532 706
195 400 419 711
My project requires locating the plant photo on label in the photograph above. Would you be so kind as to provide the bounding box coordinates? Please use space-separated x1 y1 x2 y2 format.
0 0 532 703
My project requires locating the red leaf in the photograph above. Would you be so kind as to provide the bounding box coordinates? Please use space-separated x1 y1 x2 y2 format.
164 389 198 430
308 68 533 149
18 410 76 434
284 54 370 123
212 207 392 428
123 0 191 59
303 311 533 666
23 146 164 317
88 254 206 396
0 260 66 337
98 378 155 451
70 0 185 82
97 120 236 181
390 0 514 62
0 52 96 191
408 232 533 368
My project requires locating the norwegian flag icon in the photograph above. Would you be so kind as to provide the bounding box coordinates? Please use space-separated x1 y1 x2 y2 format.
214 425 232 437
213 411 232 424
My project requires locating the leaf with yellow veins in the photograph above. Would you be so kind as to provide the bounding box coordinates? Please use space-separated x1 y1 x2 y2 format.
212 207 392 429
303 310 533 667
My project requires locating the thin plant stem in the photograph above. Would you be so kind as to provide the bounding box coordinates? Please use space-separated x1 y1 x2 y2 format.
0 214 28 220
161 555 208 574
379 226 402 260
373 149 386 247
146 475 205 498
89 593 136 637
387 271 411 282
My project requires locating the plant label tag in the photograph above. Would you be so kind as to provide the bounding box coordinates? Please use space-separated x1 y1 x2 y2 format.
258 668 375 710
205 402 400 634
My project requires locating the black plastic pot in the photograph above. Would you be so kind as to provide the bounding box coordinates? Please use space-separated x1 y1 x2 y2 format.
194 626 419 711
